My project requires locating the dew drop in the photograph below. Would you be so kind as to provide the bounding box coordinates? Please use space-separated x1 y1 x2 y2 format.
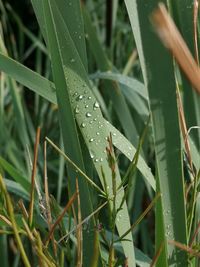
78 95 84 100
89 138 94 142
100 158 103 162
93 101 100 109
86 112 92 118
167 231 171 237
75 106 80 114
112 133 116 136
78 35 82 39
94 158 99 162
85 104 89 108
88 96 92 100
89 120 93 124
70 58 75 63
96 132 100 136
81 123 86 128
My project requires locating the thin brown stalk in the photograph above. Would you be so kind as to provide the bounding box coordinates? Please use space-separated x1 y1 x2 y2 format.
44 140 57 255
46 137 105 196
76 179 83 267
151 3 200 94
18 199 29 220
150 242 164 267
29 127 41 227
45 191 78 246
0 214 12 227
168 239 200 258
190 220 200 246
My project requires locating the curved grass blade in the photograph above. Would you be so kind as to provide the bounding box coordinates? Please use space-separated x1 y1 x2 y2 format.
0 53 155 191
0 157 30 192
90 71 148 100
90 71 149 119
4 179 29 201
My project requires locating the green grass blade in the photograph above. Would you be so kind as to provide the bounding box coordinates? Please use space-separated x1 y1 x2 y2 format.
125 0 188 265
0 235 9 267
55 0 88 71
4 179 29 200
90 71 148 100
41 1 95 265
90 71 149 119
0 157 30 192
0 35 30 148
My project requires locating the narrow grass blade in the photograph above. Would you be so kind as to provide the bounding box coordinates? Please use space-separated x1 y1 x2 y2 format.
0 157 30 192
41 1 96 265
0 35 30 148
4 178 29 200
0 235 9 267
90 71 148 100
125 0 188 265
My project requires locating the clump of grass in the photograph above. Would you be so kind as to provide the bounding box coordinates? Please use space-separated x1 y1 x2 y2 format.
0 0 200 266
